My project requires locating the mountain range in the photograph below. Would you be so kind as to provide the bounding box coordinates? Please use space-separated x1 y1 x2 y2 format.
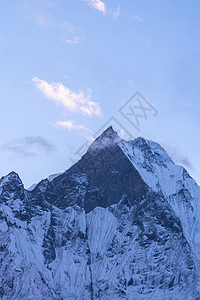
0 126 199 299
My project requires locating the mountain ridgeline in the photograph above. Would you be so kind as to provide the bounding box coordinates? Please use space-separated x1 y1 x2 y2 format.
0 127 199 299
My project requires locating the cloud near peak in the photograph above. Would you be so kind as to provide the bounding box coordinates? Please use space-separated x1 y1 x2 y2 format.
32 77 102 116
159 141 193 170
54 120 91 132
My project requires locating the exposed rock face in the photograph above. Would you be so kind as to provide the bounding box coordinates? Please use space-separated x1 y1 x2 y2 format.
0 127 199 299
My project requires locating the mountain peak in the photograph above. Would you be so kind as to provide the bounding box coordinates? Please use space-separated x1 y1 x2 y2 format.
0 171 24 202
88 126 121 152
98 126 118 139
7 171 21 180
0 171 22 187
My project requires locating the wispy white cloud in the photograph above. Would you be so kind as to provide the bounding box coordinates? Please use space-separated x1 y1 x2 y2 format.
113 5 120 18
84 1 121 18
159 141 193 170
54 120 95 142
0 36 7 47
127 80 135 88
38 0 55 7
23 2 83 37
32 77 102 116
22 0 57 29
29 12 84 44
108 79 115 84
62 74 69 80
60 21 77 33
54 120 91 132
142 37 151 48
179 101 194 108
84 0 106 13
30 10 56 28
63 36 84 44
131 15 143 22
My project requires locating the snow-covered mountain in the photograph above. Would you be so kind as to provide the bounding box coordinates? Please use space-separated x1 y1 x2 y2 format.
0 126 199 299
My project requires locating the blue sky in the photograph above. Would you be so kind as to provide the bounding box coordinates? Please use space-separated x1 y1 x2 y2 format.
0 0 199 187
